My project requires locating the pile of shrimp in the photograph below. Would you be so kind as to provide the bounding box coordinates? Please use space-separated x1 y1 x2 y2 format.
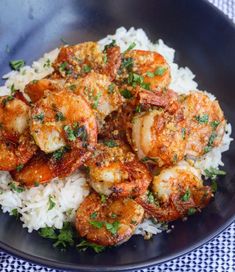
0 40 226 247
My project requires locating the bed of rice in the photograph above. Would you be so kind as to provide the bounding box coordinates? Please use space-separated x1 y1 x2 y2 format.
0 27 232 235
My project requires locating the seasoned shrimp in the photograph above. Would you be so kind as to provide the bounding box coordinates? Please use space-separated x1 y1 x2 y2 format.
137 162 212 222
30 89 97 153
11 152 55 187
76 192 144 246
119 49 171 90
85 141 152 198
131 101 186 167
24 79 64 103
53 42 121 80
30 90 97 177
68 72 123 128
183 91 226 157
0 96 37 170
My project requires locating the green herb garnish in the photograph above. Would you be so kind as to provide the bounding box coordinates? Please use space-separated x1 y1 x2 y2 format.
33 112 44 122
52 146 69 161
48 195 56 211
147 191 155 204
104 40 116 52
90 221 103 229
194 114 209 124
11 208 19 218
108 83 115 94
90 212 98 219
16 164 24 172
154 67 167 76
181 189 191 201
55 112 65 121
188 208 196 216
204 167 226 180
9 182 24 193
105 221 120 235
76 240 106 253
123 42 136 54
100 194 107 203
210 120 220 129
82 65 91 73
9 59 25 71
64 125 76 141
120 89 133 99
103 139 118 148
2 95 14 107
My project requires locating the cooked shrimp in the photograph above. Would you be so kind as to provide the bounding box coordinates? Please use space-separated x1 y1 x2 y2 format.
53 42 121 80
183 91 226 157
85 141 152 198
131 104 186 167
67 72 123 128
0 95 30 139
30 89 97 153
24 79 64 103
11 152 55 187
119 49 171 90
0 96 37 170
137 162 212 222
75 192 144 246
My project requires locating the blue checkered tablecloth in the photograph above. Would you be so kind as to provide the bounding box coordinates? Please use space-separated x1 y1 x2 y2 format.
0 0 235 271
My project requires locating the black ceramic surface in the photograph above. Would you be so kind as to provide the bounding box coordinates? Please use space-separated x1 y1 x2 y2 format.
0 0 235 271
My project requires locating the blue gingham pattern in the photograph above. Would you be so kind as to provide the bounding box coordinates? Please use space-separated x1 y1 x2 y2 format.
0 1 234 271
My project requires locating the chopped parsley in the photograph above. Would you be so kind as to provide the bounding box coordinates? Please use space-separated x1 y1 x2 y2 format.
147 191 155 204
68 84 76 91
43 59 51 68
48 195 56 211
59 61 72 75
90 221 103 229
103 53 107 63
34 181 40 187
52 146 69 161
154 66 167 76
105 221 120 235
181 128 186 140
194 114 209 124
9 59 25 71
188 208 196 216
76 240 106 253
181 189 191 201
135 104 142 113
55 112 65 121
210 120 220 129
204 167 226 180
146 71 155 78
103 139 118 148
82 64 91 73
110 213 117 218
127 72 150 90
64 125 76 141
92 93 101 109
204 131 217 153
108 83 115 94
100 194 107 203
9 182 25 193
120 57 134 71
10 208 19 218
16 164 24 172
90 212 98 219
123 42 136 54
104 40 116 52
33 112 44 122
39 222 75 249
2 95 14 107
120 89 133 99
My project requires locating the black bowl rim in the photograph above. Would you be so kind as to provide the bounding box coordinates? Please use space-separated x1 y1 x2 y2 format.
0 0 235 271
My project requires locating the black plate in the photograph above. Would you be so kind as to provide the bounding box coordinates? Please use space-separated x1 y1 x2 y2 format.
0 0 235 271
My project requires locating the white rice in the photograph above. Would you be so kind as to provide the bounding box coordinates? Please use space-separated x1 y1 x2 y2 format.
0 27 232 235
